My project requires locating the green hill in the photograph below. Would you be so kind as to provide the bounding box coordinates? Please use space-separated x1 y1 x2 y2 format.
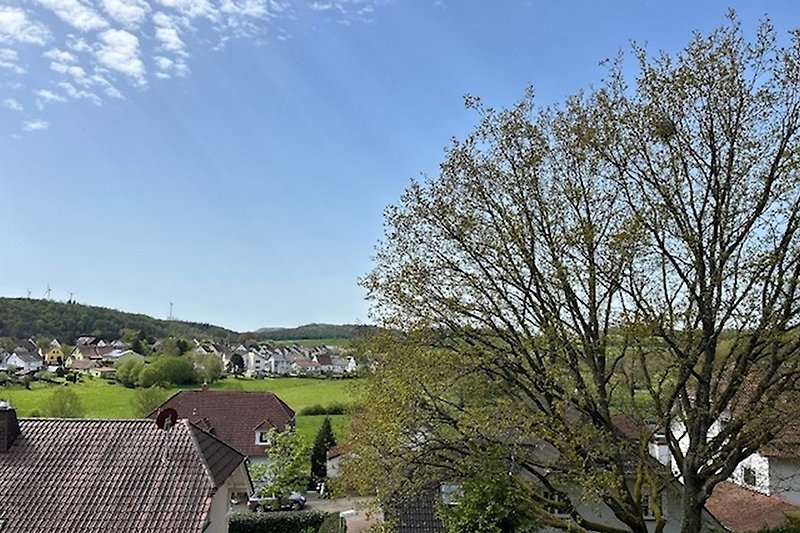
254 323 375 341
0 297 237 343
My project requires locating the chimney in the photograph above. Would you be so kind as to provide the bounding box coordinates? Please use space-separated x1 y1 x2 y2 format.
0 401 21 453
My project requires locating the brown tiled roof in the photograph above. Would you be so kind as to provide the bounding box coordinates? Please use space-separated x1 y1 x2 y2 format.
385 487 446 533
0 418 246 533
75 345 117 358
67 359 98 370
150 390 295 457
188 423 250 488
706 481 800 532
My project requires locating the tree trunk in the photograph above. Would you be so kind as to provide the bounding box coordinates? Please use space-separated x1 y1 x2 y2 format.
680 473 707 533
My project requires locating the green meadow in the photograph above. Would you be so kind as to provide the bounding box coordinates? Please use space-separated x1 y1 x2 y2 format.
0 376 363 445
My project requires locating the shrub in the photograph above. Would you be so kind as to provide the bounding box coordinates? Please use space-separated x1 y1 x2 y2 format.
132 386 169 417
318 512 346 533
298 403 347 416
229 510 328 533
755 515 800 533
43 388 85 418
299 405 325 416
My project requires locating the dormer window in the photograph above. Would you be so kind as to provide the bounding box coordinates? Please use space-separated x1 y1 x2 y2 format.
256 431 271 445
440 483 463 506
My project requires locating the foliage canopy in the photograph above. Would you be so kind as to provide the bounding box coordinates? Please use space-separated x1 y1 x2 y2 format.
351 14 800 533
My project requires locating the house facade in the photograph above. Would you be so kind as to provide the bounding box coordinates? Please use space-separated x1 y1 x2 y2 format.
4 350 43 372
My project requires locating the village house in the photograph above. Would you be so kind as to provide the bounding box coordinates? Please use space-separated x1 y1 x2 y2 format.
149 387 296 465
0 403 251 533
2 348 43 373
42 339 63 365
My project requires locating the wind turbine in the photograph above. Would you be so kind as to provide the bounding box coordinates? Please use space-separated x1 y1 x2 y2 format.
42 283 51 300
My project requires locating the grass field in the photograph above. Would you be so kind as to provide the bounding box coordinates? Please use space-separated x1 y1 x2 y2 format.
0 376 363 444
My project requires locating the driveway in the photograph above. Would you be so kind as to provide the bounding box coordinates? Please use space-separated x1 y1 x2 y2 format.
305 492 383 532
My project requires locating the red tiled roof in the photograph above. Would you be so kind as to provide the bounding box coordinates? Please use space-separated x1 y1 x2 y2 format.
706 481 800 532
150 390 295 457
0 418 246 533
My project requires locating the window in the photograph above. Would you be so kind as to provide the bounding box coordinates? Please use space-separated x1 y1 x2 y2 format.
256 431 271 445
743 467 757 486
440 483 463 506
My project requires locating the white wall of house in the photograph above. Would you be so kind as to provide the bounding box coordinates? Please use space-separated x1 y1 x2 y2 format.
244 351 269 377
5 353 43 372
768 457 800 506
730 453 771 495
267 355 293 375
671 411 800 510
208 463 252 533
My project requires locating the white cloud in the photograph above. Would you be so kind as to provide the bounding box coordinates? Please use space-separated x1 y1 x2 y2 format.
35 0 109 32
51 62 87 79
153 13 188 55
0 6 51 45
88 73 124 99
156 0 219 20
36 89 67 108
309 2 333 11
0 48 25 73
95 29 146 86
58 81 101 105
23 119 50 131
44 48 78 63
66 35 93 53
2 98 23 111
2 0 387 129
153 54 189 79
101 0 150 29
220 0 270 18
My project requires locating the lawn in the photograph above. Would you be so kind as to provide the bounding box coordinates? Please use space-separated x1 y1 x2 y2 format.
0 375 363 445
295 414 351 444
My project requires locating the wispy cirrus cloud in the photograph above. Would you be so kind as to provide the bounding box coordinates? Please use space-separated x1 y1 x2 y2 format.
0 0 389 132
35 88 67 108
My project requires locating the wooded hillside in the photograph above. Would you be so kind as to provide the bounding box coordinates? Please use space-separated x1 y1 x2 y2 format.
254 323 376 341
0 298 236 342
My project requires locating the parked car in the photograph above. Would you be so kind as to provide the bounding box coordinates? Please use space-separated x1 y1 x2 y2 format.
247 491 306 512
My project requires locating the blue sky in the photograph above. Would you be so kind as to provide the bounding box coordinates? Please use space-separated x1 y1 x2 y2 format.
0 1 797 332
